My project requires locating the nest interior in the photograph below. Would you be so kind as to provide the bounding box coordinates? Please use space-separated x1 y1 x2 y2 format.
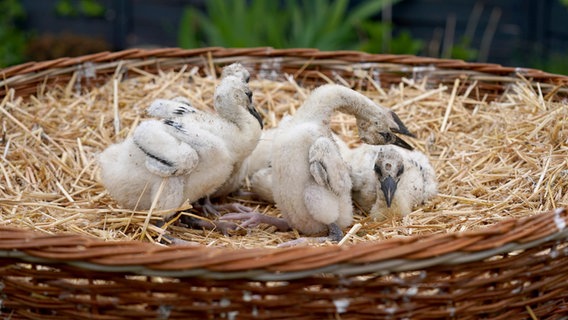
0 53 566 249
0 48 568 319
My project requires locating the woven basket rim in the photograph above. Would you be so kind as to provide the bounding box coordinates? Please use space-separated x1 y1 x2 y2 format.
0 47 567 281
2 47 568 90
0 208 566 280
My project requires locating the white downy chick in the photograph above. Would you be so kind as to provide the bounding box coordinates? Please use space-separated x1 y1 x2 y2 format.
222 84 414 245
345 144 437 220
98 64 263 221
238 135 436 221
224 116 293 203
243 129 277 203
210 115 295 205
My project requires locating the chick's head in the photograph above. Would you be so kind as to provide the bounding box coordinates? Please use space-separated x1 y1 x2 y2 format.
214 75 263 129
373 148 405 207
356 118 413 150
221 63 251 83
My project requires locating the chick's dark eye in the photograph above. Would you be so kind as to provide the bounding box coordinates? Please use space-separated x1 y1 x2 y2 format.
374 164 382 176
245 75 250 83
396 166 404 177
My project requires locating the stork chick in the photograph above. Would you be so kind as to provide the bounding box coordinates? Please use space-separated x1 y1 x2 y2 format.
242 128 278 203
236 135 436 221
99 63 263 233
222 84 414 245
346 144 437 220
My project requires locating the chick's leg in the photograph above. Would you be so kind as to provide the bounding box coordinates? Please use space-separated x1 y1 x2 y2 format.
191 196 261 235
327 222 344 242
276 224 343 248
178 215 239 236
154 217 199 245
152 208 239 237
193 196 255 218
220 212 290 232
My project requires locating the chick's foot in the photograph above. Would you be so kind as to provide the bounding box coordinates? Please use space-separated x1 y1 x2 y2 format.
178 215 239 236
194 197 254 217
220 212 290 232
277 223 343 247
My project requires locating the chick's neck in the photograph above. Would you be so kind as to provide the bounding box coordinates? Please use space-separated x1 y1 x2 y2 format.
293 85 377 124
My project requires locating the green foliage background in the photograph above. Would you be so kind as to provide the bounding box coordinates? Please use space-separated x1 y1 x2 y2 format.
178 0 422 55
0 0 27 67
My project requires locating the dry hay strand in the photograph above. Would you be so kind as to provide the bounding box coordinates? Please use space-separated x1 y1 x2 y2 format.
0 65 566 248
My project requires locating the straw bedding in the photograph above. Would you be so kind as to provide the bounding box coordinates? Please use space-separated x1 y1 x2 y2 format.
0 63 566 248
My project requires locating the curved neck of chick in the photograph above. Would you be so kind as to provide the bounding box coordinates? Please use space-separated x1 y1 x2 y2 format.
292 84 380 124
216 105 262 158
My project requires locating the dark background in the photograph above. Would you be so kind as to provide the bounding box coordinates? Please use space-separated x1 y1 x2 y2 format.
4 0 568 74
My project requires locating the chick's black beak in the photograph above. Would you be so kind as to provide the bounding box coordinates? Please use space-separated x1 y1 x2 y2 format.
393 135 413 150
380 132 414 150
380 176 398 208
248 106 263 129
390 111 416 138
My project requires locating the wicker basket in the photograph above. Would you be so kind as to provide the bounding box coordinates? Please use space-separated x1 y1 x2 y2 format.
1 47 568 319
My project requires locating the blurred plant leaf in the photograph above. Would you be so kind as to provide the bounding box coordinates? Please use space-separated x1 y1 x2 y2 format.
346 0 399 26
359 21 422 55
0 27 26 67
358 21 388 53
55 0 105 18
79 0 105 17
178 7 201 49
0 0 27 67
530 52 568 75
55 0 77 17
451 37 477 61
1 0 25 18
390 30 423 54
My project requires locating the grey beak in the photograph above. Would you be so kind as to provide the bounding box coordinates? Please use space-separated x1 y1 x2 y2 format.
248 106 263 129
380 176 398 207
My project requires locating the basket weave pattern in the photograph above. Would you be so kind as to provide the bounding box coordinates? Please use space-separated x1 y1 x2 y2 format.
1 47 568 319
